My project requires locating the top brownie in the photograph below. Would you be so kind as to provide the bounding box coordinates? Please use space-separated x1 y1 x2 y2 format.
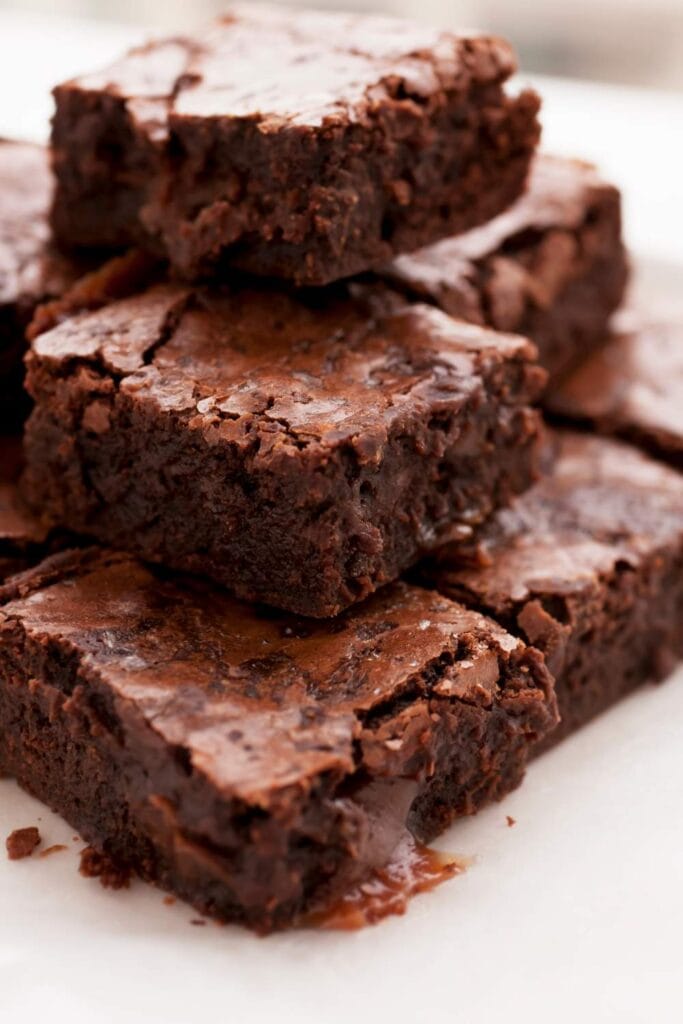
0 140 87 426
381 156 628 385
22 282 544 617
50 4 540 285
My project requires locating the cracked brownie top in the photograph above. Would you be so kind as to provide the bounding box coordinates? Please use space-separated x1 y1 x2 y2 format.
68 4 518 133
28 282 540 457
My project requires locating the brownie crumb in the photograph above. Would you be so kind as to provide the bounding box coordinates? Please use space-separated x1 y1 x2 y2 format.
506 816 516 828
79 845 131 889
190 919 206 927
163 895 176 907
6 826 41 860
39 843 68 858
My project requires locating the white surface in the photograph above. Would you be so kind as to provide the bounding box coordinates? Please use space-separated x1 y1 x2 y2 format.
2 669 683 1024
0 11 682 1024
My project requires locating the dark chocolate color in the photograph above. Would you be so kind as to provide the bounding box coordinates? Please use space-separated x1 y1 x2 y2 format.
22 282 544 617
546 319 683 469
0 551 556 930
50 4 540 285
381 156 628 385
421 432 683 744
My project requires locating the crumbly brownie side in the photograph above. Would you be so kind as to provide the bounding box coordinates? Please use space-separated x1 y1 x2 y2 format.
381 156 628 385
419 432 683 746
51 5 540 284
22 283 545 617
0 552 556 930
546 320 683 469
0 140 91 427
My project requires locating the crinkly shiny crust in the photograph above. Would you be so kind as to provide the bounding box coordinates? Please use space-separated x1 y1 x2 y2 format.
381 156 628 384
50 4 540 284
546 320 683 468
0 551 556 929
22 282 545 616
422 432 683 744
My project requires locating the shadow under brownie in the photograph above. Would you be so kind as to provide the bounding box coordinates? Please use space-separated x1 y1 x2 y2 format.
0 550 556 931
380 155 628 386
50 3 540 285
419 431 683 746
22 282 545 617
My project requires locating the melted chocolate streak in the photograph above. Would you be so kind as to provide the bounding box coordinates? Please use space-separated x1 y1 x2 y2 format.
306 832 468 930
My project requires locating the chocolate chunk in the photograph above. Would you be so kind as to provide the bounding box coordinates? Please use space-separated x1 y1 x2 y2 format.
6 826 41 860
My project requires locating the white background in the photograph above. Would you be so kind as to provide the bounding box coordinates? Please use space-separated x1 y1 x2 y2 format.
0 11 682 1024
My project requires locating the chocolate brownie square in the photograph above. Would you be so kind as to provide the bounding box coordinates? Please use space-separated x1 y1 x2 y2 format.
546 320 683 469
22 282 544 617
381 156 628 385
421 432 683 745
0 550 556 929
50 4 540 285
0 140 87 426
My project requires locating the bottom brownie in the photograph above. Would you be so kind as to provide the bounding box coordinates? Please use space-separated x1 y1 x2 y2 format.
421 431 683 746
0 550 555 930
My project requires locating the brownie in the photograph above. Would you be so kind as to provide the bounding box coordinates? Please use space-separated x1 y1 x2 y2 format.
381 156 628 385
420 432 683 745
22 282 544 617
0 549 556 930
0 436 51 581
0 140 88 426
50 4 541 285
546 319 683 469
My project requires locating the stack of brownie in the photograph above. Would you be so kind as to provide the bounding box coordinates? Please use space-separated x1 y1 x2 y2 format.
1 4 681 931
